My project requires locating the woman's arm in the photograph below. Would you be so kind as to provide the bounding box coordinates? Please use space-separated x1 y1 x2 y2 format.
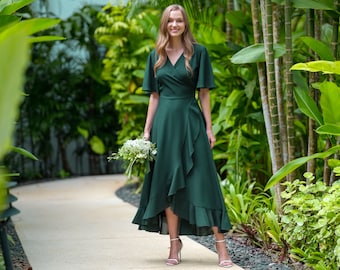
198 88 216 148
143 92 160 140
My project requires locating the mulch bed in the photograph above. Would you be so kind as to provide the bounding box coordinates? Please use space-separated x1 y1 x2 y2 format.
0 219 31 270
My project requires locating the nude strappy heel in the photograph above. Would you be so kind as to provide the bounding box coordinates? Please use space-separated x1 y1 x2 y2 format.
215 239 233 268
166 237 183 266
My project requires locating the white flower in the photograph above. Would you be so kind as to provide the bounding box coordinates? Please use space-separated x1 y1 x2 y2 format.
108 138 157 178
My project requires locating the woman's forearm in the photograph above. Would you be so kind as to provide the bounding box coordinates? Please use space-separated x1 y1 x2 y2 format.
199 88 216 148
144 92 160 139
198 88 213 131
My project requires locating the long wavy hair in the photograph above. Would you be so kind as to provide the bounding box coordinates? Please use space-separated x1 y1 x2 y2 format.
154 4 196 75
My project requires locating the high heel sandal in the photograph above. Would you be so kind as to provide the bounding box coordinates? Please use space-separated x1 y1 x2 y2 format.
215 239 233 268
166 237 183 266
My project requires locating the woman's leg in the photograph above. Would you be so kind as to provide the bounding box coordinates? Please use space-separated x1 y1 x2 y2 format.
212 226 233 267
165 207 182 260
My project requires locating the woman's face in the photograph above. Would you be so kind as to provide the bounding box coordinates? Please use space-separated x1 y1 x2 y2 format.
167 10 185 38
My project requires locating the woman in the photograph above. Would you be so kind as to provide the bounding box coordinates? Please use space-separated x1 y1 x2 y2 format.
132 4 233 268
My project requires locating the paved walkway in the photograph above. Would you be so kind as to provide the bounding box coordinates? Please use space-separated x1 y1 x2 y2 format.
12 175 244 270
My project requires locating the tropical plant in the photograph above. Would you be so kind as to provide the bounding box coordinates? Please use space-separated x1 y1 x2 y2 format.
5 4 120 179
281 173 340 268
0 0 62 197
0 0 62 265
94 1 160 145
266 60 340 189
221 177 288 256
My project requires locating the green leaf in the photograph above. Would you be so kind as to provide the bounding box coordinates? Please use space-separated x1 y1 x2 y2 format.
291 61 340 75
265 145 340 190
327 159 340 168
10 146 38 160
77 127 89 139
29 35 65 43
231 43 286 64
0 15 20 31
293 87 323 126
12 18 61 36
299 37 334 61
0 0 34 15
90 136 105 155
316 124 340 136
128 95 150 104
292 0 334 10
318 81 340 125
216 90 244 129
225 10 251 29
0 27 30 158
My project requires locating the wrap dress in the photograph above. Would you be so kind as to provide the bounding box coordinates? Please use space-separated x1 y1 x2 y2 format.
132 44 232 236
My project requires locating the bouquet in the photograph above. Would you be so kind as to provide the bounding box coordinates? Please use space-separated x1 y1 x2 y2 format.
108 138 157 179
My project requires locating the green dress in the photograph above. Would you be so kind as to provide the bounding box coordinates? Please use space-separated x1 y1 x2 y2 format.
132 44 232 236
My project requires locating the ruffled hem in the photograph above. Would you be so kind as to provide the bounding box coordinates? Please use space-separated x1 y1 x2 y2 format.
132 198 231 236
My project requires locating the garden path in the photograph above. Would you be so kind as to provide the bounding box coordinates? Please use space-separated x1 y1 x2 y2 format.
11 175 244 270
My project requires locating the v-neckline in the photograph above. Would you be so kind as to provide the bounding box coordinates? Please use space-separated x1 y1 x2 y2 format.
167 53 183 67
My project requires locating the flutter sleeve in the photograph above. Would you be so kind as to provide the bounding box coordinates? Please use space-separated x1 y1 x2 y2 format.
195 45 216 90
142 50 158 94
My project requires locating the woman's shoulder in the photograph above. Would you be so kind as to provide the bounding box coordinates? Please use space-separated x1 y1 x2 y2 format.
193 43 207 52
192 43 209 56
148 48 156 57
146 48 158 63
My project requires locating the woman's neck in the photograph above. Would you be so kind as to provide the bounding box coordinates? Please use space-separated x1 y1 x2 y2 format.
167 38 183 51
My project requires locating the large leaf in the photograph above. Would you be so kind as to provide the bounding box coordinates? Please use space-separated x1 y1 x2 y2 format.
0 28 30 158
225 10 251 29
231 43 286 64
0 15 20 31
0 0 33 15
317 81 340 125
316 124 340 136
273 0 335 10
11 146 38 160
299 37 334 61
293 87 323 126
214 90 244 132
292 0 334 10
291 61 340 75
265 145 340 190
12 18 61 36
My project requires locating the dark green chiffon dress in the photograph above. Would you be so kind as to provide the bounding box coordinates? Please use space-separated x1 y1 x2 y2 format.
132 44 232 236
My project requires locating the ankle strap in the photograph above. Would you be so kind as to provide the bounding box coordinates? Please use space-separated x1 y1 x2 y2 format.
170 237 180 241
215 239 226 243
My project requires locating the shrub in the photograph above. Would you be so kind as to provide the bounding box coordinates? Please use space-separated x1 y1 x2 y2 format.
281 174 340 269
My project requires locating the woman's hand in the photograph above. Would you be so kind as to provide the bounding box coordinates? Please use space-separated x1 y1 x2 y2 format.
143 131 150 141
206 129 216 149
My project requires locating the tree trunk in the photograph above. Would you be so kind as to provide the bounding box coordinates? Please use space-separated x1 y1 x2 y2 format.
261 0 283 209
251 0 273 164
284 0 296 181
226 0 234 42
332 0 339 59
273 4 288 165
306 9 317 173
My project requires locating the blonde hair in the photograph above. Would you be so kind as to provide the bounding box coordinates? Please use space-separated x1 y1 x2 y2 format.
154 4 196 75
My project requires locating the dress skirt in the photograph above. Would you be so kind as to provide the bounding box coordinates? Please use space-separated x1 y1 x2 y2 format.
132 96 232 236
